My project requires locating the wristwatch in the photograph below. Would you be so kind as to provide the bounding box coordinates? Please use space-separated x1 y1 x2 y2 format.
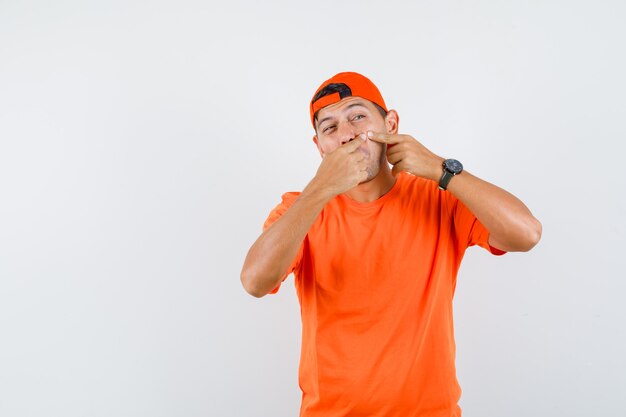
438 159 463 191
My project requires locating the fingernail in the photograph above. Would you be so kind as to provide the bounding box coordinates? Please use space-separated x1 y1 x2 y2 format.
367 131 373 138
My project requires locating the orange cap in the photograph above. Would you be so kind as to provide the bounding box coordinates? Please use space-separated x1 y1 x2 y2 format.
310 72 387 128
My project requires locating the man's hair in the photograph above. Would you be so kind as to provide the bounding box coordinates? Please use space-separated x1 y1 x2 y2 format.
372 103 388 118
313 82 388 129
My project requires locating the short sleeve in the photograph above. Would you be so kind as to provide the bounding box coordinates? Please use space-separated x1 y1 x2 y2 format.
262 192 304 294
452 198 506 256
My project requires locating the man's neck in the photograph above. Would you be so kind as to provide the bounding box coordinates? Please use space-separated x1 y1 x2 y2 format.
343 167 396 203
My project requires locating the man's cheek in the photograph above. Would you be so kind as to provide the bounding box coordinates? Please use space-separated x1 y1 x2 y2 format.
369 140 384 153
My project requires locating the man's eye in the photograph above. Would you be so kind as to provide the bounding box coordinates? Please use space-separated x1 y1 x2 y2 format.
353 114 365 121
323 125 336 133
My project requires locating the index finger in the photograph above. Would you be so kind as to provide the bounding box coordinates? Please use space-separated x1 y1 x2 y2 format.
340 134 367 152
366 131 399 144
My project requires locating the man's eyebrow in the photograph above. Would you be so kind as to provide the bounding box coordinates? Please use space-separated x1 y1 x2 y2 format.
317 102 371 129
344 102 369 112
317 115 335 128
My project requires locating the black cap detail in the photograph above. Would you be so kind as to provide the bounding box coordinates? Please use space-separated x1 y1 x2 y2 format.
312 83 352 104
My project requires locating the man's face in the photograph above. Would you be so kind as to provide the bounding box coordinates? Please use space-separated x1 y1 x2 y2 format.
314 97 396 183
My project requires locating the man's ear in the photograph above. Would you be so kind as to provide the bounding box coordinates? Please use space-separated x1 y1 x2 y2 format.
312 135 325 158
385 110 399 134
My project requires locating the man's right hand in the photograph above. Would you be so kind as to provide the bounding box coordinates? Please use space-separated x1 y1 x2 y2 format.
310 134 369 199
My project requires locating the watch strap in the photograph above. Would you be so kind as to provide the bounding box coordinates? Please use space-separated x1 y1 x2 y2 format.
438 170 455 191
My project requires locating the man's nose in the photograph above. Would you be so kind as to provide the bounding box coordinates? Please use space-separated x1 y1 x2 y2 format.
338 122 360 145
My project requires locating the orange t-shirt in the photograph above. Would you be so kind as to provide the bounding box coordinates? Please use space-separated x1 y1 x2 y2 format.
263 173 505 417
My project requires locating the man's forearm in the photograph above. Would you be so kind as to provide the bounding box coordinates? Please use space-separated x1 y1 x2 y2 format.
240 181 331 297
446 171 542 252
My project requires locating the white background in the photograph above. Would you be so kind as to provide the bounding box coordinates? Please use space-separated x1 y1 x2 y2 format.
1 0 625 416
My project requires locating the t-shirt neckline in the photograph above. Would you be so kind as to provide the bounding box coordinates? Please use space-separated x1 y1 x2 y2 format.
337 174 407 209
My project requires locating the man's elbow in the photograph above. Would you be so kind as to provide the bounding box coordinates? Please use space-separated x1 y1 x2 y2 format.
517 217 543 252
494 217 542 253
240 267 270 298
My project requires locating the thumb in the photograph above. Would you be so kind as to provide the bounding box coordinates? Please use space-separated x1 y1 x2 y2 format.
391 163 406 177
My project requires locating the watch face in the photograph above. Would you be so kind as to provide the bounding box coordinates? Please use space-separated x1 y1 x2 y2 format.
444 159 463 174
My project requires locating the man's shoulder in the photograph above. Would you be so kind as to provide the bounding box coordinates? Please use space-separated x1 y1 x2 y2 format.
394 173 459 213
396 172 439 196
270 191 301 212
280 191 301 202
263 191 301 230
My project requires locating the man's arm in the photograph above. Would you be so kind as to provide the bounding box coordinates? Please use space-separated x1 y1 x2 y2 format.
445 171 541 252
367 131 542 252
241 136 369 297
240 186 327 298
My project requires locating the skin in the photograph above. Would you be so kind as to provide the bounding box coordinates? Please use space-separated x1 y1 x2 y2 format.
312 97 398 202
241 97 542 298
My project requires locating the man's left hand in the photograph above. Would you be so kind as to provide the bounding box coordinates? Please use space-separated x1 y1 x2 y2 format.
367 131 444 181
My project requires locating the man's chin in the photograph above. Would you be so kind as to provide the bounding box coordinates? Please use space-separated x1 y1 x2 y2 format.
357 166 381 185
357 177 376 186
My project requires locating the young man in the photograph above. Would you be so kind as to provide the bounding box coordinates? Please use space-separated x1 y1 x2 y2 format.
241 72 541 417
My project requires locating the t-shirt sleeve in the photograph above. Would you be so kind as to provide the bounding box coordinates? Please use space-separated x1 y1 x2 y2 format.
452 197 506 256
262 192 304 294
